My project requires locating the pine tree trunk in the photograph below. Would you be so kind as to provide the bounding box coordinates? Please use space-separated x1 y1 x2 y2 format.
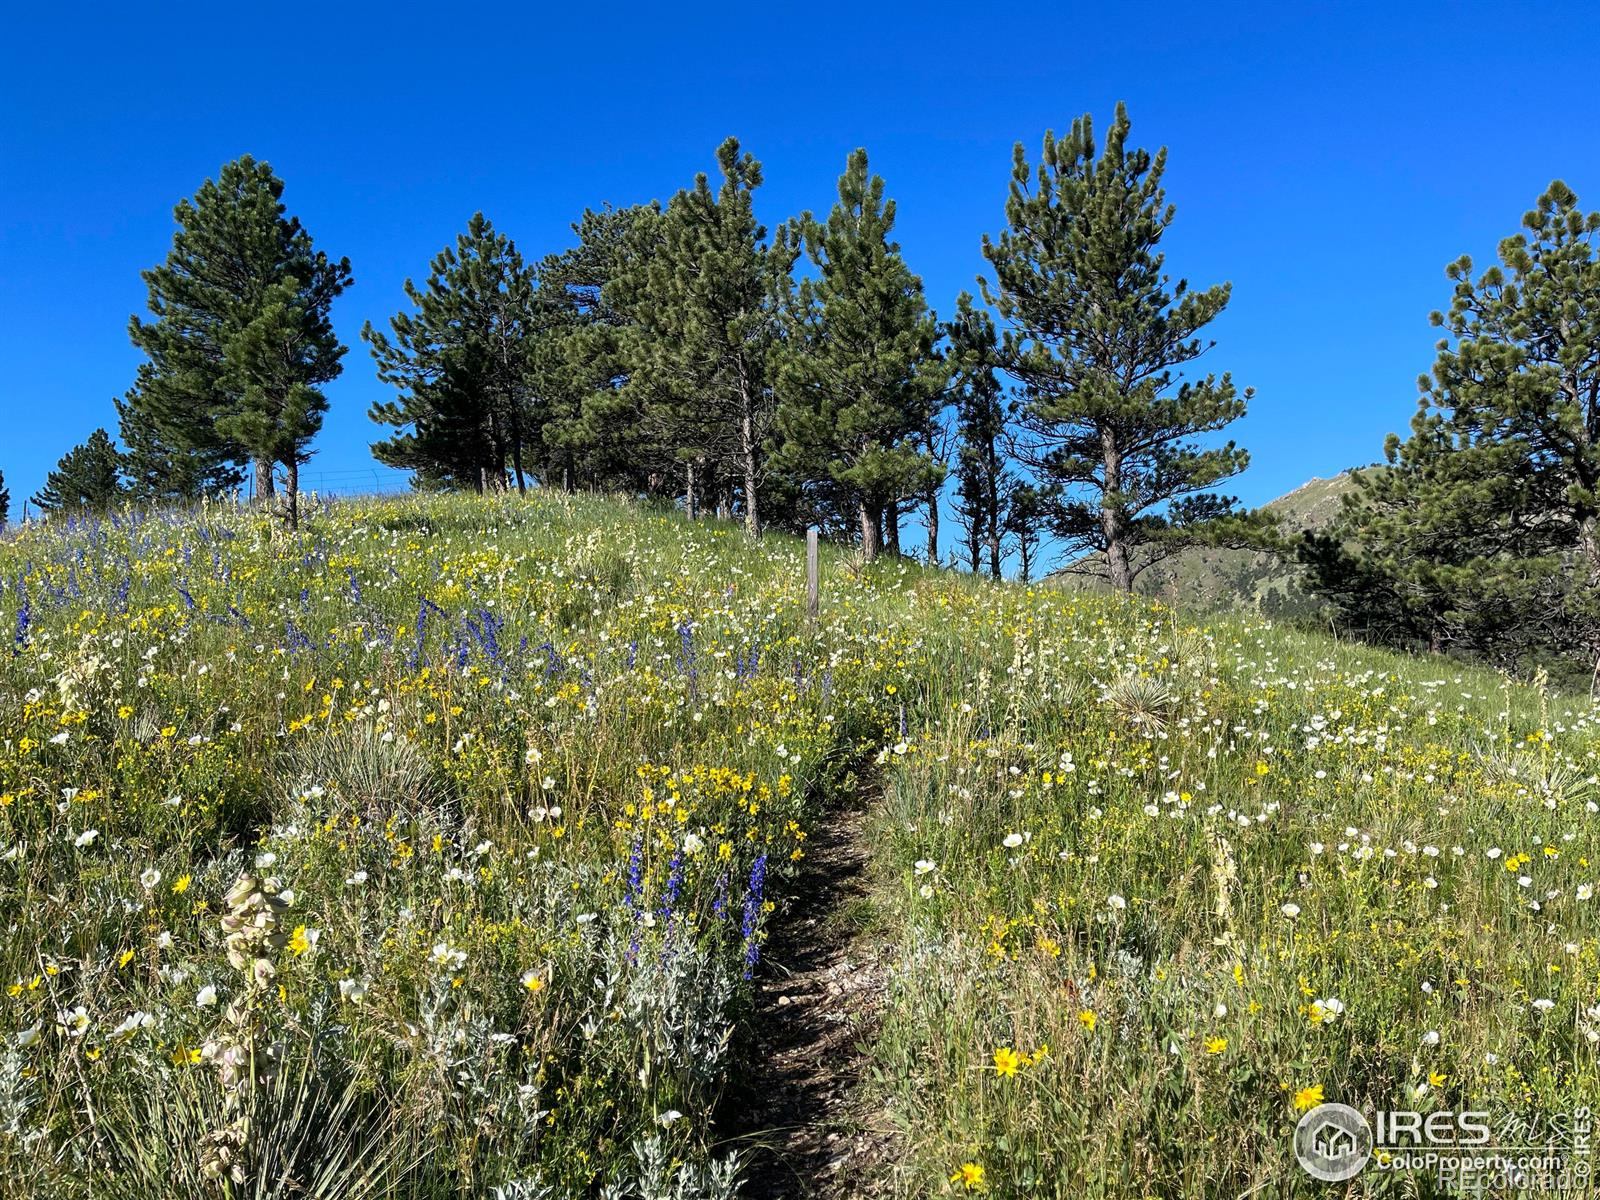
739 386 760 539
485 401 507 492
858 498 879 560
685 459 699 520
986 460 1002 579
285 458 300 531
509 414 528 496
1101 432 1133 591
885 502 901 556
925 486 939 565
254 459 275 500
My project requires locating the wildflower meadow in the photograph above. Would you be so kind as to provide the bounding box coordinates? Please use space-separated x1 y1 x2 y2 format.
0 490 1594 1197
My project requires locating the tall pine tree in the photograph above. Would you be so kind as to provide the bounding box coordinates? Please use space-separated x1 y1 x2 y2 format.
122 156 350 515
981 104 1261 589
618 138 790 537
366 214 539 492
536 204 667 493
949 294 1009 578
217 272 346 528
1305 181 1600 672
772 149 947 559
32 430 124 515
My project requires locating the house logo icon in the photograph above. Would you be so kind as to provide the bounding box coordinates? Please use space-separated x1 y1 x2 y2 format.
1294 1102 1372 1181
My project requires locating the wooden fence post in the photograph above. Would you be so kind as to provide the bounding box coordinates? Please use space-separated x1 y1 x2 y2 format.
806 529 820 623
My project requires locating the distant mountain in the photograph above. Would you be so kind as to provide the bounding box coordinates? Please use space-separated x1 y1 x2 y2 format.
1050 471 1360 617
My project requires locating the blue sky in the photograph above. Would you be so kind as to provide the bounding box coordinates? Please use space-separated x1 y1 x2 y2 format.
4 1 1598 525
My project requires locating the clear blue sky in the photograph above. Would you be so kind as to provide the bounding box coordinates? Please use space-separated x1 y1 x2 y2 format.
4 1 1598 520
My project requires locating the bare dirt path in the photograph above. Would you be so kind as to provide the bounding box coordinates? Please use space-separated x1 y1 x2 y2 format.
720 793 895 1199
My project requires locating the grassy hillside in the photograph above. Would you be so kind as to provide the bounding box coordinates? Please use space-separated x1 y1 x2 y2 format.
0 492 1594 1198
1052 472 1359 617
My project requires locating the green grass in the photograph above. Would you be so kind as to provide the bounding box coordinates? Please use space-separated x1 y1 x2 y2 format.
0 491 1592 1198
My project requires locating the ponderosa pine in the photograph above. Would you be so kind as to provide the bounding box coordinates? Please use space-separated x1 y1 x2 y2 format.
32 429 124 515
981 103 1261 589
122 156 350 521
1306 181 1600 674
366 214 538 493
773 149 947 560
617 138 790 537
949 294 1008 578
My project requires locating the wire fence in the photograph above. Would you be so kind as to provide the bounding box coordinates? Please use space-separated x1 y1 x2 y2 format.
271 464 415 498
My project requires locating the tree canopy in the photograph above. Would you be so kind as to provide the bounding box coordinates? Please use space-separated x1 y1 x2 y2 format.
772 149 947 559
981 103 1262 590
42 120 1290 586
1306 181 1600 674
120 155 350 524
32 429 124 515
365 213 539 493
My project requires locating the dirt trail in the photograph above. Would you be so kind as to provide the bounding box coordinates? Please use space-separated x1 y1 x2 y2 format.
721 795 894 1199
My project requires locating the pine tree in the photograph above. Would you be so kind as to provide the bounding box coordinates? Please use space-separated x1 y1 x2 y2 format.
32 429 124 515
981 104 1261 590
217 271 347 528
949 294 1009 578
918 417 955 565
536 204 667 493
618 138 790 537
366 214 538 493
1306 181 1600 671
1002 481 1047 582
122 156 350 512
116 391 224 502
772 149 947 559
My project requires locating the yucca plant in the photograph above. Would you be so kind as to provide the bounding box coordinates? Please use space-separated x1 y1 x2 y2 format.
1103 673 1177 729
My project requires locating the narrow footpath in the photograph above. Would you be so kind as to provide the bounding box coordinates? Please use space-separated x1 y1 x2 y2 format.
721 794 895 1198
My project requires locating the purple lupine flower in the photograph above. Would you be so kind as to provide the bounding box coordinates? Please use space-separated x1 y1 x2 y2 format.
464 607 503 666
624 836 646 965
660 852 683 921
537 641 562 677
412 596 447 667
284 620 314 655
741 854 769 979
626 837 645 912
13 583 31 654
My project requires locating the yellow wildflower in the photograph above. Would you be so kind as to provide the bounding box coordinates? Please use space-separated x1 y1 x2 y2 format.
949 1162 985 1191
992 1046 1023 1078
